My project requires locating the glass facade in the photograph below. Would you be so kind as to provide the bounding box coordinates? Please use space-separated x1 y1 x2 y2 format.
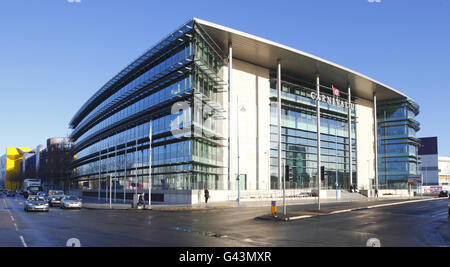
377 98 421 188
69 18 420 195
70 21 226 192
269 75 357 190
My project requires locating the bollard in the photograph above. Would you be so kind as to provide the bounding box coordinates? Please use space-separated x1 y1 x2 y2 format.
271 201 277 217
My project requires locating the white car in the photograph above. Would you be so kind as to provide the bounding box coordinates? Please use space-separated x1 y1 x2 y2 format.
60 196 82 209
25 196 49 212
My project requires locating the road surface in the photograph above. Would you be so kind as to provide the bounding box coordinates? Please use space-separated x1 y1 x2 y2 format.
0 195 448 247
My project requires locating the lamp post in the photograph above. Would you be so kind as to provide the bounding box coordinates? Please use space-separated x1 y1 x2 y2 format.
236 96 246 205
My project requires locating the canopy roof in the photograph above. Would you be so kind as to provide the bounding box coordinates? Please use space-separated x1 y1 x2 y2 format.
194 18 410 102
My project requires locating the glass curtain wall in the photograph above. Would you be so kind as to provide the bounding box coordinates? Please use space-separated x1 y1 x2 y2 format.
377 98 420 189
71 21 225 193
269 75 357 190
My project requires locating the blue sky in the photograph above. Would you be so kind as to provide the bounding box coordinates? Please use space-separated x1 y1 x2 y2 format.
0 0 449 155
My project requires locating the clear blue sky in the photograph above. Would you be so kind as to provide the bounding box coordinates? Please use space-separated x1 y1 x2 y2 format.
0 0 449 155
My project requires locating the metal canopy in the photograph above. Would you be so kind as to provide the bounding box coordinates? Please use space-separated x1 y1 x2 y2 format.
194 18 411 102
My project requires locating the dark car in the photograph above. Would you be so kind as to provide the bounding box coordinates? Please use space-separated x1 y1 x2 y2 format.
49 194 65 207
438 190 449 198
6 190 16 197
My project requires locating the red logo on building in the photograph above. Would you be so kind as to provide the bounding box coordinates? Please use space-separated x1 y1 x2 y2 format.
333 86 340 97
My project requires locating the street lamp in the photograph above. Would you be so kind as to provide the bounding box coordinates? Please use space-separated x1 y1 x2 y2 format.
236 96 246 205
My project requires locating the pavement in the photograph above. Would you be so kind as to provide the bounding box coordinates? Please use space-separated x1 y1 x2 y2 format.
80 192 436 212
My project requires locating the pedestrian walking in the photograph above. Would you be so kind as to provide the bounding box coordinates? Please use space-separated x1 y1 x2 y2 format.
374 188 379 198
204 188 210 204
138 192 146 209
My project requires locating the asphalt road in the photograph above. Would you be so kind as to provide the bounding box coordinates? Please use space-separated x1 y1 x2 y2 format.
0 195 448 247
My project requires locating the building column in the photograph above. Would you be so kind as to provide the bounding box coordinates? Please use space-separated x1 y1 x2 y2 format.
373 89 379 190
316 73 321 208
228 42 232 191
277 60 282 190
348 85 353 188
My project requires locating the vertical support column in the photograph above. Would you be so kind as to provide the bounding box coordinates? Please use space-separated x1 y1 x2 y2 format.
98 139 101 201
148 121 152 209
106 137 109 202
124 134 127 204
114 134 117 203
348 85 353 189
228 42 232 191
373 89 379 190
277 60 282 190
316 73 321 210
237 96 240 204
135 124 138 194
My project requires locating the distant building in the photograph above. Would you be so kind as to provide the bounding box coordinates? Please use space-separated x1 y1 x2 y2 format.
419 137 439 185
44 138 73 191
0 139 73 191
0 147 31 190
0 155 6 188
438 156 450 186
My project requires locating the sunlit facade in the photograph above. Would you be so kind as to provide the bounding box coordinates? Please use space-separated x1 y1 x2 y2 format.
377 98 421 188
69 18 421 203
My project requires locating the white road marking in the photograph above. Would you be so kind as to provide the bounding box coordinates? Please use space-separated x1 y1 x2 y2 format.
19 236 27 247
432 211 449 217
366 198 444 210
3 198 28 247
287 198 445 221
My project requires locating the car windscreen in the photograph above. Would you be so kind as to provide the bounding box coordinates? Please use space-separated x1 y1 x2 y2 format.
66 196 80 201
28 197 45 201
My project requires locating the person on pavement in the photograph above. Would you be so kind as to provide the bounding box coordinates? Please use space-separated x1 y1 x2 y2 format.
139 192 146 209
204 188 210 204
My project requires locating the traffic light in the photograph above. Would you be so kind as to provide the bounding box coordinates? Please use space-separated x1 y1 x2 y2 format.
285 165 293 181
320 166 325 181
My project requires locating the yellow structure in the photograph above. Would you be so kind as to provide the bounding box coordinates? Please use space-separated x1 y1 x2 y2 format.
3 147 30 190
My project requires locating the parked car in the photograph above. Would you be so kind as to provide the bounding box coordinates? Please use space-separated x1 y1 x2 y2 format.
438 190 449 198
60 196 82 209
24 196 49 212
6 190 16 197
49 193 65 207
